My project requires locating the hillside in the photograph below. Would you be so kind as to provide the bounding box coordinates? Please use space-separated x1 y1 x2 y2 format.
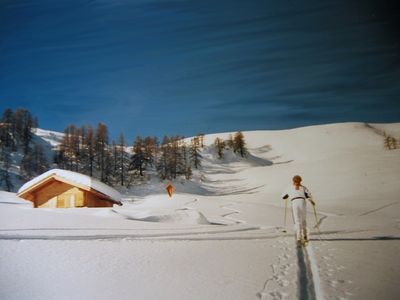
1 122 399 300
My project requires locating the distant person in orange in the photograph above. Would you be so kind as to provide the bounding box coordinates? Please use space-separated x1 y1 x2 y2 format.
282 175 315 245
166 183 175 197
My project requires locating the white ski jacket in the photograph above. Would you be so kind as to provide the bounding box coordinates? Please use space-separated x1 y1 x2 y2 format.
282 185 311 201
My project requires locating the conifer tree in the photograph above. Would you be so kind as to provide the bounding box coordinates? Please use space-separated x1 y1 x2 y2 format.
214 137 225 159
383 132 391 150
130 136 147 177
117 133 129 186
95 123 109 182
233 131 247 157
73 127 82 172
13 108 35 154
170 136 178 179
33 144 49 174
170 136 184 179
103 145 114 185
54 146 66 169
0 144 13 191
0 108 15 150
383 133 397 150
198 133 205 148
189 136 202 169
60 124 80 171
157 136 171 180
181 141 192 179
111 140 118 183
0 109 15 192
144 136 158 167
390 136 398 149
86 126 96 176
20 144 48 180
77 125 90 174
226 134 234 148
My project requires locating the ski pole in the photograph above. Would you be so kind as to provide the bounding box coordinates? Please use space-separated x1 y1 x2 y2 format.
312 203 322 240
283 198 288 233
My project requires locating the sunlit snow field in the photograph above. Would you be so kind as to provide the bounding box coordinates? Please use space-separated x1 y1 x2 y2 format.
1 122 400 300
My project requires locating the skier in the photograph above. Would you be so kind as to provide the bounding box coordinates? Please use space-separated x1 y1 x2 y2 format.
282 175 315 246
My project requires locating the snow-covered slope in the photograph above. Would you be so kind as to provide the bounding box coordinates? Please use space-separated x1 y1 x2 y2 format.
1 128 63 192
1 122 399 300
201 122 400 216
34 128 64 147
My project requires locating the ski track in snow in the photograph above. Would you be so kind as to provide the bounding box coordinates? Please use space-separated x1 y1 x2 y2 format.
296 244 317 300
0 228 374 242
257 238 293 300
359 201 400 216
256 239 326 300
181 195 248 226
220 203 246 224
182 198 199 209
306 245 325 300
0 225 264 241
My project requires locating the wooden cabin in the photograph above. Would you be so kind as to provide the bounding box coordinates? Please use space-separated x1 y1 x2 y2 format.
17 169 122 208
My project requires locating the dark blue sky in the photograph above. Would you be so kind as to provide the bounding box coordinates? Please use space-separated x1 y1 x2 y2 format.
1 0 399 141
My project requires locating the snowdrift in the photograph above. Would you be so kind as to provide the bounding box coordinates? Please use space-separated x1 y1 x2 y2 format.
113 208 211 225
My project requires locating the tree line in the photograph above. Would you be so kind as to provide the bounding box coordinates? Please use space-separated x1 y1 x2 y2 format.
55 124 206 187
214 131 248 159
0 108 48 191
0 107 248 191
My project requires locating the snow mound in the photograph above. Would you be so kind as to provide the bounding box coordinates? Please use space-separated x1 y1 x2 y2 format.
113 208 211 225
0 191 33 206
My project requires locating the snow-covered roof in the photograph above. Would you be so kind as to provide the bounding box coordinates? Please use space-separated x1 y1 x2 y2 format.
18 169 122 203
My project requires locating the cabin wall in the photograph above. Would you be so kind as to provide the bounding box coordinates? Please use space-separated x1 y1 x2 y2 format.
38 187 85 208
38 196 57 208
85 192 113 207
22 178 115 208
33 181 72 207
36 188 113 208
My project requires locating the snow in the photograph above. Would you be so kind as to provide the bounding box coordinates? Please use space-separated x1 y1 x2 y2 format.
306 244 325 300
0 191 32 206
33 128 64 147
1 122 400 300
18 169 122 203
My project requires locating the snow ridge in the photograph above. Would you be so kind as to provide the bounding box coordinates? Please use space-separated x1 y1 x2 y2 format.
306 245 325 300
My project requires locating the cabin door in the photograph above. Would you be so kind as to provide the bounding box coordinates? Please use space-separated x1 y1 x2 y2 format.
56 189 84 208
57 193 75 208
68 194 75 207
57 194 67 208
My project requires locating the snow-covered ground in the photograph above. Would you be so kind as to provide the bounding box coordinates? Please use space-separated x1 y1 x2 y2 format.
34 128 64 147
1 122 399 300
